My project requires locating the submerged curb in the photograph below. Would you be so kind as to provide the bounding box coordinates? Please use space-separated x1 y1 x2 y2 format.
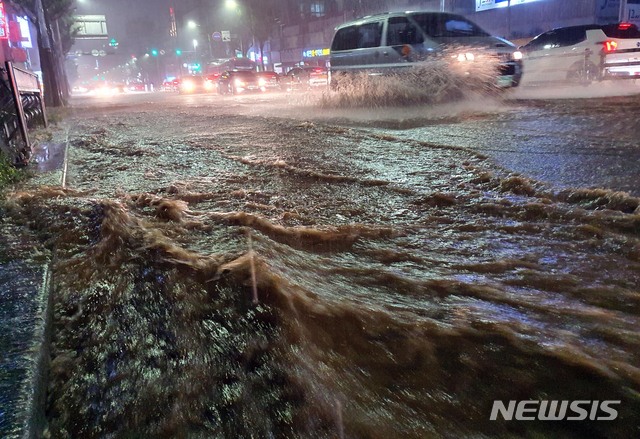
0 135 67 438
20 263 54 439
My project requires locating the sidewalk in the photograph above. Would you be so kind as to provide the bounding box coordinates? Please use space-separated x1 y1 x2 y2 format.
0 141 64 438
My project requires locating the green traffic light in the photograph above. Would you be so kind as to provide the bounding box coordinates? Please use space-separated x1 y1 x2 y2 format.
175 49 182 56
151 49 159 56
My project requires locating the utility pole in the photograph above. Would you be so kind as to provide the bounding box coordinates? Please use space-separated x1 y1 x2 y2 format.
507 0 511 39
619 0 627 22
440 0 446 12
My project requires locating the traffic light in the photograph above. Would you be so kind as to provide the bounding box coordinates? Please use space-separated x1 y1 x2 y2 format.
151 49 159 56
109 38 118 47
175 48 182 56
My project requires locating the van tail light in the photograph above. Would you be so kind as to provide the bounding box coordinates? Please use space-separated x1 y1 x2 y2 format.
603 40 618 53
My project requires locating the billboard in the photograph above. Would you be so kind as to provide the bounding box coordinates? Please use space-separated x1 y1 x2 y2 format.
476 0 541 12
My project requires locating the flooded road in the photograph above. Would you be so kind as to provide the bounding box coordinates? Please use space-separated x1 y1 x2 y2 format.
2 90 639 438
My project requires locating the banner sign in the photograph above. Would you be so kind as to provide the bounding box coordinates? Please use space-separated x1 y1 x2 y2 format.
0 2 9 40
476 0 540 12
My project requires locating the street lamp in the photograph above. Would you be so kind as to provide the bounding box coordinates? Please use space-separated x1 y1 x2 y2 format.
187 20 198 29
225 0 238 10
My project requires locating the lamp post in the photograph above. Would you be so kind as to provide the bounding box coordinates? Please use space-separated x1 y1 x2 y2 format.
186 21 212 59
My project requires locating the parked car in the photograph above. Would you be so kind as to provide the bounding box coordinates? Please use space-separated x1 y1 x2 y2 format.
282 67 328 90
329 11 522 88
217 70 262 94
520 22 640 84
178 75 216 94
255 71 281 91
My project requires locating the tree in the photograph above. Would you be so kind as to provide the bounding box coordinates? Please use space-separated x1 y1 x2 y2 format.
13 0 75 106
243 0 279 70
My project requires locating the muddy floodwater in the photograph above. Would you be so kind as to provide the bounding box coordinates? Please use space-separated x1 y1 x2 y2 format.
1 91 640 438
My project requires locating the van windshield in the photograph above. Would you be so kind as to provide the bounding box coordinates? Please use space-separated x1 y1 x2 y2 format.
411 13 490 38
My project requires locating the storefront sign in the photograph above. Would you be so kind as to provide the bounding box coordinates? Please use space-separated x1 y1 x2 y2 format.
303 48 330 58
0 2 9 40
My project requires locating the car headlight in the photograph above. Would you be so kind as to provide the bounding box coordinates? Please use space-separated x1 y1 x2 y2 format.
513 51 523 60
258 78 266 86
456 52 475 62
235 79 245 87
204 81 214 90
182 80 195 91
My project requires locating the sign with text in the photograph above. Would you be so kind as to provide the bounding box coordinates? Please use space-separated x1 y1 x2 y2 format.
74 15 108 39
595 0 621 22
303 48 330 58
476 0 541 12
0 2 9 40
625 1 640 27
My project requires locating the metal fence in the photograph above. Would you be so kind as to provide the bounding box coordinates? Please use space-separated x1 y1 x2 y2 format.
0 61 47 166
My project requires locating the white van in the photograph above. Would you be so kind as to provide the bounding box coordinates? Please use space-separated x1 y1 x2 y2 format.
329 11 523 88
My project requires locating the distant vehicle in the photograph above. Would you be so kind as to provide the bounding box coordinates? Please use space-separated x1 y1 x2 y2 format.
206 58 257 77
91 82 125 96
282 67 328 90
127 81 146 92
178 75 215 94
520 23 640 84
255 71 281 91
217 70 262 94
329 11 522 88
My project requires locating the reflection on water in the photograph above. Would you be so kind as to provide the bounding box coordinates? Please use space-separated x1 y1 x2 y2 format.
1 100 639 438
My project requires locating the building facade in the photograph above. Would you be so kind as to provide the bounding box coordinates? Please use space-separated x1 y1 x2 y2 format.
0 0 38 71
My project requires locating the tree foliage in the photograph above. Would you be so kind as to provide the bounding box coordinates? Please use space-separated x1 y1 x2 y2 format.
12 0 75 106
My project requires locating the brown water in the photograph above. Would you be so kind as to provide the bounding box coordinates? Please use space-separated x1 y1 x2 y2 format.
2 96 639 438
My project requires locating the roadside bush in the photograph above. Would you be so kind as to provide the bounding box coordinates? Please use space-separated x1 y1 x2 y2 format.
0 152 20 189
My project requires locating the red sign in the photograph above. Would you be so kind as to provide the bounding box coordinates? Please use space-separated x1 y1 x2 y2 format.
0 2 8 40
9 20 21 43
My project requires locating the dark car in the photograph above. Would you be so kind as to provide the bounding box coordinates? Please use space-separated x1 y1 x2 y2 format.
254 71 281 91
178 75 216 94
282 66 329 90
217 70 262 94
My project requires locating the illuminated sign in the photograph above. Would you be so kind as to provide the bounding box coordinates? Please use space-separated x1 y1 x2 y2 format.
0 2 9 40
476 0 540 12
302 48 330 58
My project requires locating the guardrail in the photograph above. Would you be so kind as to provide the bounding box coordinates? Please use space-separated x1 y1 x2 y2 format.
0 61 48 166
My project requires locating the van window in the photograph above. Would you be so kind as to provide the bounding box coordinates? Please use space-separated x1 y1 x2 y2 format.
332 22 383 51
332 26 359 51
358 22 383 48
411 13 489 38
523 31 559 51
387 17 424 45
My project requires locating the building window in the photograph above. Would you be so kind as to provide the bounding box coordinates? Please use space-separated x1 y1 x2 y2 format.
310 1 325 17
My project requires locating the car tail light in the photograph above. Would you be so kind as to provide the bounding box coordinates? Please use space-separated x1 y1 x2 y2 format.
618 22 632 30
603 40 618 52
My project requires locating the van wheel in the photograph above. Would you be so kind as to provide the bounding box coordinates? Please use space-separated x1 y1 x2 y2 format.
567 61 600 85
